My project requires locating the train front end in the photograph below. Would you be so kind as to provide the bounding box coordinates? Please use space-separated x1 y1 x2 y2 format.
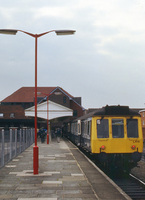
91 106 143 168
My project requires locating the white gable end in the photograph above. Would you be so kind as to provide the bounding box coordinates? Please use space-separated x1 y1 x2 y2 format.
25 100 73 120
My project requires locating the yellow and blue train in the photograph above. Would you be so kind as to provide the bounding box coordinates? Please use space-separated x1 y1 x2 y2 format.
66 105 143 170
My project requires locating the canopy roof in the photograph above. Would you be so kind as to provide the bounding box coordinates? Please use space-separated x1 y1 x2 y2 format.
25 100 73 120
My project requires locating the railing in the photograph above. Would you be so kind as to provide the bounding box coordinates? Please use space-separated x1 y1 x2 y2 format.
0 128 34 168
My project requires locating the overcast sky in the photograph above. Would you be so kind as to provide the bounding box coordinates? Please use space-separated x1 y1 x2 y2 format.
0 0 145 109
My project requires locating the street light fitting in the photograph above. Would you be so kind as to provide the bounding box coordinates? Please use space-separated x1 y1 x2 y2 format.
0 29 18 35
55 30 76 35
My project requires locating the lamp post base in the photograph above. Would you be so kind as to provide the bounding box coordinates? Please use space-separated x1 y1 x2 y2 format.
33 146 39 174
47 134 49 144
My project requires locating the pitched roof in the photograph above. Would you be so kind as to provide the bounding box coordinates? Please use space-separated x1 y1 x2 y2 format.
1 86 74 103
1 87 56 103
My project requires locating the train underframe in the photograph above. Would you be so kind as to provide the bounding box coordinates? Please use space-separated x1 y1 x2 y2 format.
96 151 142 172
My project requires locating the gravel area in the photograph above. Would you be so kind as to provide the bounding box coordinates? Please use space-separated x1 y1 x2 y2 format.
131 160 145 182
131 143 145 182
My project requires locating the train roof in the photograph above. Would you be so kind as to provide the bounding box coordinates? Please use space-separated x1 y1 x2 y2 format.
94 105 140 116
77 105 140 121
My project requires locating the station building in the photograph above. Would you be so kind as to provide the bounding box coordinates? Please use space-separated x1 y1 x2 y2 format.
0 86 85 129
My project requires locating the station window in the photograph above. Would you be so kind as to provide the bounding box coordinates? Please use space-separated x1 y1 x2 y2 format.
112 119 124 138
97 119 109 138
10 113 15 118
0 113 4 118
63 96 67 104
127 119 138 138
73 110 78 117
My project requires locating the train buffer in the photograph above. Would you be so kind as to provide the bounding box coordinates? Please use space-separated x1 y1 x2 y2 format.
0 138 131 200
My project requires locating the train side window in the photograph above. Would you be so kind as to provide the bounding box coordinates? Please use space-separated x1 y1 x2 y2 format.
97 119 109 138
78 124 81 134
81 121 85 136
88 121 91 136
112 119 124 138
67 123 70 132
127 119 138 138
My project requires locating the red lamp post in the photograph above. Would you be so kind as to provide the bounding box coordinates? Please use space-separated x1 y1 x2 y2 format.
46 95 49 144
0 29 76 174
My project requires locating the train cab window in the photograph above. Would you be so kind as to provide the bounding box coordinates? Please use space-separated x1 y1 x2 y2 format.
97 119 109 138
127 119 138 138
112 119 124 138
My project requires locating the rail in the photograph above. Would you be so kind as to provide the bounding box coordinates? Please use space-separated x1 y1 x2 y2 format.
0 128 34 168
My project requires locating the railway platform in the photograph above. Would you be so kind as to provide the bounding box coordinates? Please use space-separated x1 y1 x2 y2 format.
0 138 131 200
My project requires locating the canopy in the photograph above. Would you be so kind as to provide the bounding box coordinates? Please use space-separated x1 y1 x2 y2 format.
25 100 73 120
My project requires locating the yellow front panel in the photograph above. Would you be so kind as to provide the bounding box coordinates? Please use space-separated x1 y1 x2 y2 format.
91 116 143 154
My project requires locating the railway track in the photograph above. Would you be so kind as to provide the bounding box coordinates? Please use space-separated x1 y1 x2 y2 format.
99 153 145 199
112 174 145 200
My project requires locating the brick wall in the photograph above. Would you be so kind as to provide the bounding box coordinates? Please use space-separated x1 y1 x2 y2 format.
0 105 25 119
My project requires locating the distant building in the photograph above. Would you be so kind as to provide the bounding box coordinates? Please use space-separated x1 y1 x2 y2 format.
139 110 145 140
0 86 85 128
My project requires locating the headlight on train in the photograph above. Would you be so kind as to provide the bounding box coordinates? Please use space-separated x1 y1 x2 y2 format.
131 145 136 150
101 145 106 150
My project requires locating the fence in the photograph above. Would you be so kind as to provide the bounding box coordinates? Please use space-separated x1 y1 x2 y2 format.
0 128 34 168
